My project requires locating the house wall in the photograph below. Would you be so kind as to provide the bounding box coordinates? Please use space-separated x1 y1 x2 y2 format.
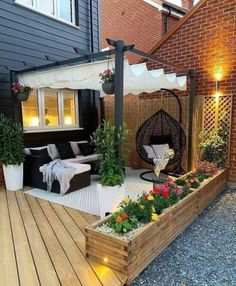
100 0 179 63
147 0 236 180
0 0 100 185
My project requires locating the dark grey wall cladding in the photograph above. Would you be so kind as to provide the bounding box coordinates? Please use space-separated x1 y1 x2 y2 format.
0 0 100 135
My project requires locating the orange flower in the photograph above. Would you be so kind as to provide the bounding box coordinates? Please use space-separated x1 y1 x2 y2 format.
116 216 123 223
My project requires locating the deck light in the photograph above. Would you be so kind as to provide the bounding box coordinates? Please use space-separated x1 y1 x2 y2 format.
103 257 108 263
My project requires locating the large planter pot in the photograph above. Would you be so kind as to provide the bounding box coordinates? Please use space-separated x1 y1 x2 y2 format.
3 163 23 191
102 82 115 95
86 169 228 285
97 183 125 218
17 92 29 101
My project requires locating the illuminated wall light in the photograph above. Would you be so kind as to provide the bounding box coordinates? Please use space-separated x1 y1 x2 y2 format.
214 68 223 81
103 257 108 263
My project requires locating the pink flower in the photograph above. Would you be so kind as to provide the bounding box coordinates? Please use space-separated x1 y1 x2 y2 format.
176 188 183 195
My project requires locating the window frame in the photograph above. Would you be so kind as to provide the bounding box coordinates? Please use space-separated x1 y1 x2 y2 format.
15 0 77 26
22 88 80 132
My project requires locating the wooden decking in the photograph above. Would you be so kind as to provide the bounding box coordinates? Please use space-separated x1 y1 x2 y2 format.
0 188 127 286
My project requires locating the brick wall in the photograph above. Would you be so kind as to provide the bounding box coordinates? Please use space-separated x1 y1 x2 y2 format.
181 0 194 9
100 0 179 63
149 0 236 180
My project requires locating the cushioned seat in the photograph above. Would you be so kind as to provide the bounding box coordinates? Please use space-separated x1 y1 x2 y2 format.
63 154 100 164
39 162 91 174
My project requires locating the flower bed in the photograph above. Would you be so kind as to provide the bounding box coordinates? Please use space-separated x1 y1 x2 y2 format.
85 168 227 285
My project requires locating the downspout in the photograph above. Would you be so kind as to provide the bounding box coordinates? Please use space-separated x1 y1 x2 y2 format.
10 69 21 122
89 0 97 128
164 6 172 34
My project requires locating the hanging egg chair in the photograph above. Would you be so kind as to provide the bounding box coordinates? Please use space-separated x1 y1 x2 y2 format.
136 89 186 178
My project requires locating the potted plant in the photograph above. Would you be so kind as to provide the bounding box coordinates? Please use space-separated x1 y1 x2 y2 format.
0 114 25 191
91 120 129 217
99 68 115 94
12 82 33 101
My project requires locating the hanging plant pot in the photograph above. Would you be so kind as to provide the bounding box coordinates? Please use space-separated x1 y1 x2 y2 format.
17 92 29 102
102 82 115 95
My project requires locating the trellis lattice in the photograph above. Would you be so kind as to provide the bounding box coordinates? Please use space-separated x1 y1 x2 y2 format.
202 95 232 165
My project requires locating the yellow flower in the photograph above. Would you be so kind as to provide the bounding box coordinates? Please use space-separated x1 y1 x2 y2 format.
151 213 159 221
123 197 130 204
147 194 154 201
140 205 145 209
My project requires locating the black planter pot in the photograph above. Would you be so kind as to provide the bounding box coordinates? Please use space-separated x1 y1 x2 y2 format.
102 82 115 95
17 92 29 102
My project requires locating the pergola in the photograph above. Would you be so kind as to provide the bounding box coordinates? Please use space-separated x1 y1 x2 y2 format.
13 39 196 170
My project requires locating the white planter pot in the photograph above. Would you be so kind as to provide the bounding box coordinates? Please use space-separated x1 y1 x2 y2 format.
97 183 125 218
3 163 23 191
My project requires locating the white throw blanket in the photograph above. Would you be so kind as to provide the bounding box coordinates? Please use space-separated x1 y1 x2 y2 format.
152 145 174 176
41 160 76 195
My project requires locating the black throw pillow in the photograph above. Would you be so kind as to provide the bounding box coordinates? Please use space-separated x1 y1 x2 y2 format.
78 142 94 156
149 135 174 148
55 143 76 159
30 148 52 164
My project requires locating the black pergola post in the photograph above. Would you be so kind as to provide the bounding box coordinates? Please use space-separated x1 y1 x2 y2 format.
188 69 197 171
106 39 134 130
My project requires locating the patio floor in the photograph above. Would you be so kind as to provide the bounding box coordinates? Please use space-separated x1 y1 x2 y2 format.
0 188 127 286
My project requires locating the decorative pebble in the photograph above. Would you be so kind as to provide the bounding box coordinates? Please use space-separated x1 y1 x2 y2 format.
96 222 145 241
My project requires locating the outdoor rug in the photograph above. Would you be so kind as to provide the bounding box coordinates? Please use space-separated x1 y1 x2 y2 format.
25 167 153 216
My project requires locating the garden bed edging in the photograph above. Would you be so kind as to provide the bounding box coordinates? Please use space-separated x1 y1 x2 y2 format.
85 169 228 285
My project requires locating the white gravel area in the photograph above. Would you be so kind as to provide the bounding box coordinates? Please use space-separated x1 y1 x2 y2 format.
131 189 236 286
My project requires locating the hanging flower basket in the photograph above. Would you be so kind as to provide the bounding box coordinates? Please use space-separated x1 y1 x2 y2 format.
17 92 29 102
102 82 115 94
99 68 115 95
12 82 33 102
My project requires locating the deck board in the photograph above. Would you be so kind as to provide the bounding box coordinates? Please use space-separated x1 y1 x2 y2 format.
0 191 19 286
0 188 126 286
7 191 40 286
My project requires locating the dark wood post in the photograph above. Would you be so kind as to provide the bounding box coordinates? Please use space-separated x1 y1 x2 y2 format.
188 69 197 171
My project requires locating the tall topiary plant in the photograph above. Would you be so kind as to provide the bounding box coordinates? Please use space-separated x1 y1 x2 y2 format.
91 120 129 187
0 113 25 166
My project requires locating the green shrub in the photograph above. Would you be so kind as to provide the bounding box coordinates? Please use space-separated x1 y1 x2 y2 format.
199 126 227 168
0 113 25 166
91 120 129 186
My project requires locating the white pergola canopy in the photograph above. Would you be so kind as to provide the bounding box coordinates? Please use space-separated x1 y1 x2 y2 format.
19 58 187 95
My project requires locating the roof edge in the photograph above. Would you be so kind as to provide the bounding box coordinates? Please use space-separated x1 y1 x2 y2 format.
140 0 208 62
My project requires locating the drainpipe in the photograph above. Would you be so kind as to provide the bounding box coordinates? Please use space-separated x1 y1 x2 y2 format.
164 6 172 34
89 0 97 129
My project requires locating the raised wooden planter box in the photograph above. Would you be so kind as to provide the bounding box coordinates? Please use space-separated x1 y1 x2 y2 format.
85 169 228 285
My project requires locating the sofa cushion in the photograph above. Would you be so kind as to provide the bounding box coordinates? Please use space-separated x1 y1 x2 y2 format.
30 148 52 164
56 143 76 159
70 140 88 156
24 145 49 156
48 144 60 160
78 142 95 156
63 154 100 164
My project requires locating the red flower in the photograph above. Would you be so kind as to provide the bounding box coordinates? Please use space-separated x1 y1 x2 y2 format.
153 187 162 195
122 213 129 220
162 189 169 198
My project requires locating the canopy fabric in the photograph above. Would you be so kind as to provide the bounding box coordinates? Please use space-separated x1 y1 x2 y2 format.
18 58 187 95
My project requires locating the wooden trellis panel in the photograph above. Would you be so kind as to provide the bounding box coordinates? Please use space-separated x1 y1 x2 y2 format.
202 95 232 165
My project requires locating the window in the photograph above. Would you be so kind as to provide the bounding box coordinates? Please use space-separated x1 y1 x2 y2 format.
22 89 79 131
15 0 76 25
